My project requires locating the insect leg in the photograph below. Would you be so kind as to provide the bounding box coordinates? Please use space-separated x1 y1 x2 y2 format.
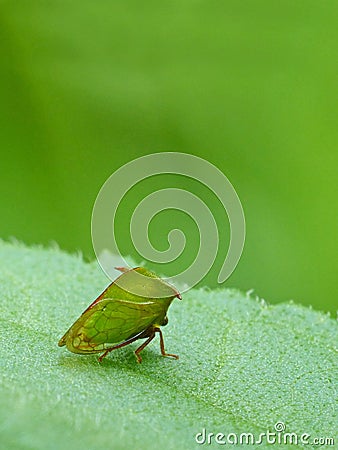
155 327 179 360
134 330 156 363
98 330 149 362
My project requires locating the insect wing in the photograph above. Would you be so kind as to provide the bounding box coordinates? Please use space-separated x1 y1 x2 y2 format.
60 298 165 354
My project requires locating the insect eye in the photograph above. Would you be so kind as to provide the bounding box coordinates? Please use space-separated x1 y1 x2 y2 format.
162 316 168 326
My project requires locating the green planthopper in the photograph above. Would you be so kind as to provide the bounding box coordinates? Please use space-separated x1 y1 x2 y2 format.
58 267 181 363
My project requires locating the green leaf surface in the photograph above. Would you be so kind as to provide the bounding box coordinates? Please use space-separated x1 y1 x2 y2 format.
0 241 337 450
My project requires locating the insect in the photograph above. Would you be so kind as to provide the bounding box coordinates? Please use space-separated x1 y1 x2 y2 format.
58 267 181 363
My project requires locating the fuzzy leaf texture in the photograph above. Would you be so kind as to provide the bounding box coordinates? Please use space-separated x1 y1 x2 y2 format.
0 241 337 450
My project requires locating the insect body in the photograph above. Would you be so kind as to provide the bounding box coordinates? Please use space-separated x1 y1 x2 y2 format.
58 267 181 363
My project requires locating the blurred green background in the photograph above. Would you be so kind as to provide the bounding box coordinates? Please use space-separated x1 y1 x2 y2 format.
1 1 337 313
